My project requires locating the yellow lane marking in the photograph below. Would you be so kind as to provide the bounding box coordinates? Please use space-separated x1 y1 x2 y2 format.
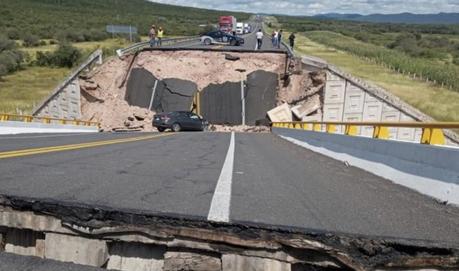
0 133 173 159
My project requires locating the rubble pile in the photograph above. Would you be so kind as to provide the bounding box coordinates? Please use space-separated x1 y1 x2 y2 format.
270 70 326 123
79 51 287 132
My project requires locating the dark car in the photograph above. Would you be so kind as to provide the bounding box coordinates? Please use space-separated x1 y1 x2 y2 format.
200 31 245 46
153 111 208 132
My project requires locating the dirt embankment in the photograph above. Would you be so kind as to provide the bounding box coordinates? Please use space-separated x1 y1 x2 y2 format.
79 50 325 131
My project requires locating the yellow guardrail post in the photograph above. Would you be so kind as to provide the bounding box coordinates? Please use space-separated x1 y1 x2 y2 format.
373 126 389 140
345 125 358 136
295 123 301 129
313 123 321 132
421 128 446 145
326 124 336 134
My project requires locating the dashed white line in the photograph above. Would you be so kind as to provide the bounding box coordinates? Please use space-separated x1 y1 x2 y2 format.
207 132 235 222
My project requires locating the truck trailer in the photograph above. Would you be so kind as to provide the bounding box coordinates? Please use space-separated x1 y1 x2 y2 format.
219 16 237 33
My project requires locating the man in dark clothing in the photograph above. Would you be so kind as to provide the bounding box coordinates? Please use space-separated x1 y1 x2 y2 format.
277 29 283 49
289 33 296 49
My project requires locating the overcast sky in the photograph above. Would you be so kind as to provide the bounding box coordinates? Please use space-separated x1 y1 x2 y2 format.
149 0 459 16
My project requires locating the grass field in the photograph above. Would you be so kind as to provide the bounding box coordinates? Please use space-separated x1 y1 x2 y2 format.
294 34 459 122
0 66 70 114
0 38 133 114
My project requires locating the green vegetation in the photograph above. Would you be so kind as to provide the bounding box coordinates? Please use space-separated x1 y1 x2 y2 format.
293 34 459 122
0 0 249 41
36 43 81 68
0 35 24 78
0 66 70 114
305 31 459 92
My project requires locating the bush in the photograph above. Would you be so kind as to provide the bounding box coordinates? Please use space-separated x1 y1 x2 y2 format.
23 34 40 47
35 43 81 68
0 35 23 78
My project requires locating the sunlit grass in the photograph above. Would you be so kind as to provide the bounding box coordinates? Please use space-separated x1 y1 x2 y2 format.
0 66 70 114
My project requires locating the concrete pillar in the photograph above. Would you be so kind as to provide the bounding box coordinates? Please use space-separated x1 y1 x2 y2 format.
4 229 45 257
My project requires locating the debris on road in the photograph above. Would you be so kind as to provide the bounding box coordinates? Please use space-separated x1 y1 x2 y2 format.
267 103 292 122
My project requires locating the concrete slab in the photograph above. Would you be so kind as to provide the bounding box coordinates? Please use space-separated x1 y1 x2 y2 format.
107 242 165 271
200 82 242 124
267 103 292 122
222 254 290 271
291 94 321 119
245 70 277 125
44 233 108 267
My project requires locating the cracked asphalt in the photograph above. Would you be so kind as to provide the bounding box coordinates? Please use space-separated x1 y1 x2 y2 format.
1 132 459 245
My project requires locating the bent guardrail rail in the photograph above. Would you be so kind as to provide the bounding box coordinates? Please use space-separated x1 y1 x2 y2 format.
116 36 199 57
272 121 459 145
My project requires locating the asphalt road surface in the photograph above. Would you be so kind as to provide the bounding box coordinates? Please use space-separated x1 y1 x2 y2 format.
1 132 459 245
163 23 286 52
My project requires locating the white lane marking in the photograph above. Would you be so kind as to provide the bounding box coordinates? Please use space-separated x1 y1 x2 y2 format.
208 132 235 222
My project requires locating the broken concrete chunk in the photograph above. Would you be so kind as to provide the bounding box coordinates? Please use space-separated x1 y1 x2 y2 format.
222 254 290 271
164 252 221 271
291 94 321 119
225 54 240 61
267 103 292 122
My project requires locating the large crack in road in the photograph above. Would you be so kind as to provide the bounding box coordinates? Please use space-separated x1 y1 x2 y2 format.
1 195 458 270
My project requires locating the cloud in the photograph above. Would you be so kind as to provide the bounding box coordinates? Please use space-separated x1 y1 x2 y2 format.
149 0 459 15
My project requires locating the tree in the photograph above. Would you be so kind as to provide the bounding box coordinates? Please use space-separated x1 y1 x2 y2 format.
23 34 40 47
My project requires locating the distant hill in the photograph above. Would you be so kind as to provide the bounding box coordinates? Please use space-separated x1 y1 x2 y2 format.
0 0 249 39
314 12 459 25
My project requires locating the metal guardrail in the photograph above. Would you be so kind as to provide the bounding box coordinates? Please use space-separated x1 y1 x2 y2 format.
116 36 199 57
33 49 103 116
0 113 100 127
272 121 459 145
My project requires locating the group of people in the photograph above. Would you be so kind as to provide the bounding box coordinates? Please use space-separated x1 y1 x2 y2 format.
149 25 164 47
255 29 296 50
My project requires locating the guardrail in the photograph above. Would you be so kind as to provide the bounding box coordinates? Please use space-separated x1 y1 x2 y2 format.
116 36 199 57
0 113 99 127
272 121 459 145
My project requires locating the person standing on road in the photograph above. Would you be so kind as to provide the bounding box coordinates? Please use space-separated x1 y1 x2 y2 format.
289 32 296 49
157 27 164 46
277 29 283 49
272 30 278 47
256 29 263 50
149 25 157 47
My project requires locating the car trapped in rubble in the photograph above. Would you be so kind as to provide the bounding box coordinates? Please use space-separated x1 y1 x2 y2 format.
153 111 208 132
201 31 245 46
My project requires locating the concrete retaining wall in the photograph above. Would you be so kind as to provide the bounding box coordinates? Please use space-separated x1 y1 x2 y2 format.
301 57 458 145
0 121 98 134
273 127 459 206
33 50 103 119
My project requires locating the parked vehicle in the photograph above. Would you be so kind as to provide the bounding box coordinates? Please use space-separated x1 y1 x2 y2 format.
153 111 208 132
200 31 245 46
219 16 236 33
244 23 250 34
236 22 244 35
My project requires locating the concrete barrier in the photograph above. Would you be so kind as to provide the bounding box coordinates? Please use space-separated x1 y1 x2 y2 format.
0 121 98 135
273 127 459 206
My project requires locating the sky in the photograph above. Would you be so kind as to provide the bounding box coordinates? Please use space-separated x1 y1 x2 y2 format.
149 0 459 16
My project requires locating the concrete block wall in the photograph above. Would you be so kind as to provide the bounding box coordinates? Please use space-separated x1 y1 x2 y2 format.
323 70 445 144
33 49 102 120
34 79 81 119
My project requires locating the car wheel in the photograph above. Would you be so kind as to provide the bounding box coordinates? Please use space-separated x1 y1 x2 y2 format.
172 123 181 132
157 127 165 132
204 38 211 45
230 39 237 46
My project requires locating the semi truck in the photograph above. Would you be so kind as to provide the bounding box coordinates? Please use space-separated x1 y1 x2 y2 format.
219 16 236 33
236 22 244 35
